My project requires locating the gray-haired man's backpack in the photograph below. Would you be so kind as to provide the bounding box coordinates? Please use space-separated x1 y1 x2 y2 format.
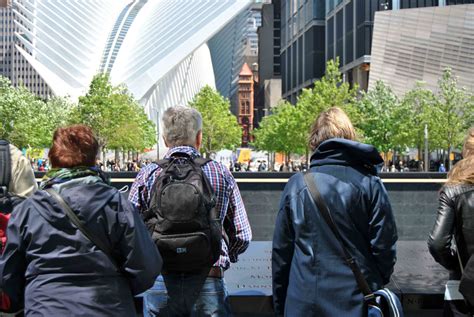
144 153 222 273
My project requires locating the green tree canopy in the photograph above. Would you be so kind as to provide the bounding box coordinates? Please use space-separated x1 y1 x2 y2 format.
252 101 306 159
400 82 441 150
355 80 402 156
0 76 69 149
188 85 241 157
433 68 474 160
253 59 359 161
41 97 74 146
72 73 156 153
297 58 359 129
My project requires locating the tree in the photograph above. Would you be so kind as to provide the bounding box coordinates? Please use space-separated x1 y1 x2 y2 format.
297 58 360 130
107 100 156 153
0 76 68 149
400 82 439 170
0 76 18 140
72 73 156 160
253 59 359 164
252 101 306 162
188 86 241 157
433 68 474 169
41 97 74 146
71 74 118 152
355 80 402 164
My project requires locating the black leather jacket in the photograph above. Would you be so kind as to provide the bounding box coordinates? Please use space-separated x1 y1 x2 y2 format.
428 184 474 276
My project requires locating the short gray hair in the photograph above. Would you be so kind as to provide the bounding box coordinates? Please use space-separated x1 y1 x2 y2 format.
162 106 202 147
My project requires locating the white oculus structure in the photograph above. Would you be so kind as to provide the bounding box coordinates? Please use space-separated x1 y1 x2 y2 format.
13 0 252 154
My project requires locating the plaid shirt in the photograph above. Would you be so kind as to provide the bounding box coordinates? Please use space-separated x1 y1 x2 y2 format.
128 146 252 270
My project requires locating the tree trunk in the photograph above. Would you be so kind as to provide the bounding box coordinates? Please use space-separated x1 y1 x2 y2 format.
207 137 212 159
417 145 422 165
115 149 120 169
267 152 271 171
447 145 452 170
305 148 309 167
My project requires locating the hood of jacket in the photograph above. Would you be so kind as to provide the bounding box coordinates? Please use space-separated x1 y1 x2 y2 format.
310 138 383 175
32 176 117 227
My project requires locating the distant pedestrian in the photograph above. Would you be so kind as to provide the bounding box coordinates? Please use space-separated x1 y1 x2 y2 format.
439 163 446 172
258 160 267 172
428 128 474 317
0 140 37 208
419 161 424 172
0 139 37 313
234 162 241 171
272 107 397 316
301 162 308 172
0 125 162 316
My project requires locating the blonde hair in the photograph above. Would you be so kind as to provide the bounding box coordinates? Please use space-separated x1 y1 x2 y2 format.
308 107 357 151
447 127 474 185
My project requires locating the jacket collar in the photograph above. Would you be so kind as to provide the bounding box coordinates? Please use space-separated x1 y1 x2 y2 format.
310 138 383 175
164 146 201 159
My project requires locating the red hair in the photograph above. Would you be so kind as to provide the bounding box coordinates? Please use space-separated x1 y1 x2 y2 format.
49 125 98 168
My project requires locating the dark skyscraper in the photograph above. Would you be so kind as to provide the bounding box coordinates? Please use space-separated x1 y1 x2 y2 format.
256 0 282 123
281 0 325 103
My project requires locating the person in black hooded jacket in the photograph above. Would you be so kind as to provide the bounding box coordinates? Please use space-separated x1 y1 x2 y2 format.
428 128 474 317
272 107 398 316
0 125 162 316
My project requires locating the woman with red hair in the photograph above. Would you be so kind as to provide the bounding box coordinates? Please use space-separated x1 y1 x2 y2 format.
0 125 162 316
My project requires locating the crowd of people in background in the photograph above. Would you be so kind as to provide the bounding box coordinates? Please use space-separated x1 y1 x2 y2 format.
29 158 50 171
230 158 451 173
28 156 453 173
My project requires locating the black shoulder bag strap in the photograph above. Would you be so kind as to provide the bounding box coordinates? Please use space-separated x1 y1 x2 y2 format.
192 156 230 246
45 188 120 271
0 140 11 194
454 237 474 316
303 172 375 300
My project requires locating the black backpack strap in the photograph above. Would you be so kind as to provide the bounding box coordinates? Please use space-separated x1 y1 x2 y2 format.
45 188 120 271
454 238 474 315
0 140 11 192
193 157 212 167
192 156 215 201
156 159 171 167
303 172 375 300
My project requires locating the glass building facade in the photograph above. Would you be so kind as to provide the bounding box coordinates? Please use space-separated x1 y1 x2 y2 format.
281 0 325 103
1 2 52 98
281 0 474 103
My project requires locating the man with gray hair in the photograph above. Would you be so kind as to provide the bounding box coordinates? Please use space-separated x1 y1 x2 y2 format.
129 106 252 316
